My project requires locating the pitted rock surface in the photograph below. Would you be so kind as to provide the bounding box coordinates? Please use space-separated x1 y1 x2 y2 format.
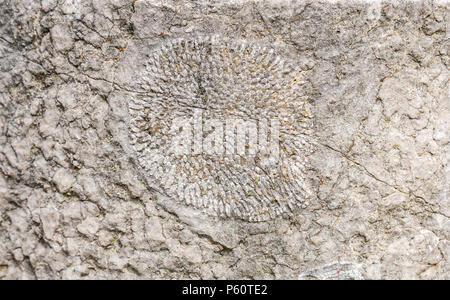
0 0 448 279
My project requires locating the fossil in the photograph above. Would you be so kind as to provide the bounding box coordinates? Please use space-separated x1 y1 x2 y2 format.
128 36 315 221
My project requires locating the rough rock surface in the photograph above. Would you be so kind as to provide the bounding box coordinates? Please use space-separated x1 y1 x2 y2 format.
0 0 448 280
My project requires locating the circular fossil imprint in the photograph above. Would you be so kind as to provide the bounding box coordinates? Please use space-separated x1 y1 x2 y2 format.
128 36 315 221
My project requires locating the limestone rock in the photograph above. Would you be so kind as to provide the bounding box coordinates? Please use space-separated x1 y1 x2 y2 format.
0 0 448 280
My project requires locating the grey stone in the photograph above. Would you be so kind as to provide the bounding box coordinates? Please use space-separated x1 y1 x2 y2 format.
52 168 75 193
0 0 448 280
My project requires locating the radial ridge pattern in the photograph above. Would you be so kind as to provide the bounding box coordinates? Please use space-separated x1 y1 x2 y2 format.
128 37 315 221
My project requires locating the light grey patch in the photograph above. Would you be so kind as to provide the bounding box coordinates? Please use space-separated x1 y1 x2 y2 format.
298 262 365 280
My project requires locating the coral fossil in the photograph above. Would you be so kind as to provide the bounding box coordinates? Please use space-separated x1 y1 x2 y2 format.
128 37 315 221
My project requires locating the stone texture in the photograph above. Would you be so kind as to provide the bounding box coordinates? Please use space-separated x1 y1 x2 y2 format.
0 0 448 280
